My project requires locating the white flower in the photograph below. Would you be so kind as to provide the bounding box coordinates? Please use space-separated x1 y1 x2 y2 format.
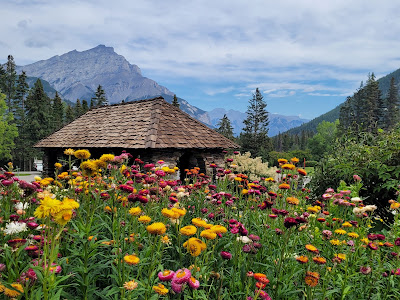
14 202 29 210
236 236 252 243
350 197 362 203
3 221 28 235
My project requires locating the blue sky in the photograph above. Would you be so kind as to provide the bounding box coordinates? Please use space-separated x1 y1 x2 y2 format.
2 1 400 119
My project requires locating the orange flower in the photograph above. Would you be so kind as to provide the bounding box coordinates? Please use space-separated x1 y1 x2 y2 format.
298 168 307 176
291 157 299 163
305 271 320 287
296 256 309 264
278 159 288 164
286 197 299 205
253 273 267 281
305 244 319 254
312 257 327 264
282 164 296 170
124 254 140 265
279 183 290 190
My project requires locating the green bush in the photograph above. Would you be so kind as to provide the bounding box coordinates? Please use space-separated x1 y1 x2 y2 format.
304 160 318 167
310 127 400 222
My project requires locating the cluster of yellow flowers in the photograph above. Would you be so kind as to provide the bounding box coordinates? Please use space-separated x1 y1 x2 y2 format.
34 196 79 225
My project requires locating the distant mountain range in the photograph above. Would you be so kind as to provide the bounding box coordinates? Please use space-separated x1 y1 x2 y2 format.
208 108 308 137
16 44 307 133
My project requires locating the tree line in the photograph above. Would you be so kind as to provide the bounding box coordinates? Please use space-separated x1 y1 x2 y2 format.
0 55 108 170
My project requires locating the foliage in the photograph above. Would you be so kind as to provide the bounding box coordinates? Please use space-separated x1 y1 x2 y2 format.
172 94 180 108
231 151 277 181
311 127 400 220
92 85 107 106
240 88 270 157
307 120 338 161
215 114 234 141
0 93 18 161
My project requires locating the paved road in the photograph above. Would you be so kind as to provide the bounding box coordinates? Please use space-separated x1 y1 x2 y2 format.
14 171 43 182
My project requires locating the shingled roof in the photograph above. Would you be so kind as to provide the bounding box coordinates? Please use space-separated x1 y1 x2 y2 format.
35 97 239 149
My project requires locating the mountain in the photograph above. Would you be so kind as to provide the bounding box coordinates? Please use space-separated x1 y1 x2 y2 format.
25 76 58 99
16 45 210 124
208 108 309 137
285 69 400 135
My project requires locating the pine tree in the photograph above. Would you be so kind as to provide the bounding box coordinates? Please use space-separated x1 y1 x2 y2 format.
386 77 400 129
52 92 64 131
172 94 180 108
14 71 29 116
216 114 234 140
0 92 18 161
24 79 52 163
75 99 83 118
92 85 107 106
240 88 270 156
90 99 95 108
82 99 89 113
4 55 17 113
65 105 75 124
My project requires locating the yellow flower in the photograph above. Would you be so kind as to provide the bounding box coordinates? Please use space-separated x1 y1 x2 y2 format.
123 279 138 290
54 162 62 169
330 239 340 246
129 207 142 216
242 189 248 195
124 254 140 265
265 177 275 182
307 206 321 213
74 149 91 159
347 232 359 239
99 154 115 162
171 207 186 217
335 253 346 260
200 229 217 240
61 198 80 210
291 157 299 163
183 237 207 257
282 163 296 170
153 283 168 295
34 196 62 219
64 148 75 155
210 225 228 234
80 160 98 176
361 238 370 244
4 283 24 297
161 235 171 245
286 197 299 205
161 208 178 219
305 244 319 253
278 158 288 164
335 229 347 235
192 218 208 228
146 222 167 235
138 215 152 224
180 225 197 236
53 209 73 225
342 222 352 228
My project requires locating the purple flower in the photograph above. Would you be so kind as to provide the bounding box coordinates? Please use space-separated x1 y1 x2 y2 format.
283 217 298 228
220 251 232 260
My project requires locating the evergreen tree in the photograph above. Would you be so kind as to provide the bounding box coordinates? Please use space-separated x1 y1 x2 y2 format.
65 105 75 124
52 92 64 131
386 77 400 129
240 88 270 156
92 85 107 106
216 114 234 140
14 71 29 117
90 99 95 108
0 92 18 161
75 99 83 118
82 99 89 113
23 79 52 163
172 94 180 108
3 55 17 113
0 64 6 93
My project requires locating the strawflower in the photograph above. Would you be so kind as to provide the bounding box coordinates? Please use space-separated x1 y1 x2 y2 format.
147 222 167 235
153 283 168 295
123 279 138 290
180 225 197 236
124 254 140 265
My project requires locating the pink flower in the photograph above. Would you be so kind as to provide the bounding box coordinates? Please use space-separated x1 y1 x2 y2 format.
171 280 184 293
188 276 200 289
360 266 371 275
220 251 232 260
158 270 175 281
172 269 191 284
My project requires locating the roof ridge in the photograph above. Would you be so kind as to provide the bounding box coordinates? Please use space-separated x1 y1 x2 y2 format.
145 100 163 148
88 96 165 112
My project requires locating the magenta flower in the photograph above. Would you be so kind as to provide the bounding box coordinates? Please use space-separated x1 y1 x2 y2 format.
158 270 175 281
220 251 232 260
188 277 200 289
283 217 298 228
171 280 184 293
172 269 191 284
360 266 372 275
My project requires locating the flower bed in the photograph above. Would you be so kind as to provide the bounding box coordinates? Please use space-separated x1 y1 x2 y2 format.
0 151 399 299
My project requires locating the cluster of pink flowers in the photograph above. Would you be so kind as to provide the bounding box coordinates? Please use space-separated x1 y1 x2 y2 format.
157 268 200 293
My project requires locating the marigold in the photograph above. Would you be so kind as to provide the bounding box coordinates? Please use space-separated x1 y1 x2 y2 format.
296 256 309 264
138 215 151 224
200 229 217 240
153 283 168 295
74 149 91 159
124 254 140 265
286 197 299 205
123 279 138 290
305 244 319 253
34 196 62 219
180 225 197 236
129 207 142 216
146 222 167 235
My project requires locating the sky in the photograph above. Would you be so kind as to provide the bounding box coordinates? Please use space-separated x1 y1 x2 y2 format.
2 0 400 119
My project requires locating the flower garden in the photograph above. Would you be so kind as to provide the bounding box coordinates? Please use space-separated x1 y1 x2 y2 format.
0 149 400 299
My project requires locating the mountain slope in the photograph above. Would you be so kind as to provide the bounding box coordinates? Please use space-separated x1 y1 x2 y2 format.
208 108 308 137
285 69 400 135
16 45 210 124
